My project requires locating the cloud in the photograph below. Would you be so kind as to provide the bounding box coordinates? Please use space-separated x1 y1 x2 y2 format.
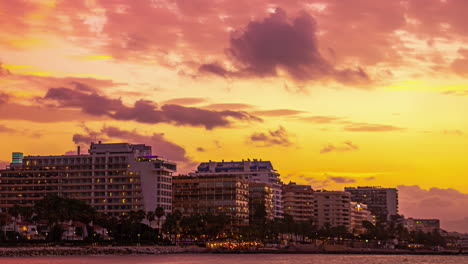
443 130 464 136
249 126 293 147
0 160 9 169
343 123 405 132
0 124 16 133
162 97 207 105
398 185 468 233
252 109 306 117
451 49 468 77
196 147 205 152
202 103 253 111
442 90 468 97
72 126 196 171
299 115 343 124
0 63 11 76
327 176 356 184
43 86 262 129
0 92 10 104
320 141 359 154
200 8 370 86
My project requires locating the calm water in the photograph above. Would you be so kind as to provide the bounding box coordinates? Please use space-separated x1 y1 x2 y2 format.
0 254 466 264
0 254 468 264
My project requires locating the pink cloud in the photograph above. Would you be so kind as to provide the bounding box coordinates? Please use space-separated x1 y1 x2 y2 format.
398 185 468 233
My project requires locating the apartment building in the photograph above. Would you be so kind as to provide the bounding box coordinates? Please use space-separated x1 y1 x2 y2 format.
0 142 176 216
172 174 250 228
249 182 274 221
313 191 351 230
282 182 314 222
350 202 375 235
345 186 398 223
195 159 284 218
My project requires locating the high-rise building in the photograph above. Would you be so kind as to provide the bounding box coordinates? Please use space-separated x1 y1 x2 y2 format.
249 182 274 221
0 142 176 216
345 186 398 224
172 174 250 229
282 182 314 222
195 159 284 218
313 191 352 230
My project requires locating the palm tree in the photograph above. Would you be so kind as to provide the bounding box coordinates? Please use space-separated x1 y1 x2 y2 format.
155 207 165 234
146 211 155 227
0 213 9 240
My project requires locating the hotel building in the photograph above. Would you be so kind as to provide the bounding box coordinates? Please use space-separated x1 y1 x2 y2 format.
345 186 398 223
195 159 284 218
282 182 314 222
313 191 351 230
0 142 176 216
249 182 274 221
172 174 250 228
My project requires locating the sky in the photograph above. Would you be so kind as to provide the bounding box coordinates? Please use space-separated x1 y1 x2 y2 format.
0 0 467 232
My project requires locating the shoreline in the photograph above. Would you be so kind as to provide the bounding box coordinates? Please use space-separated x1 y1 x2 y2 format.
0 246 466 257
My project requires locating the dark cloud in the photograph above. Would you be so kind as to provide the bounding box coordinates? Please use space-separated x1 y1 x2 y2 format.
327 176 356 184
252 109 306 117
200 8 370 86
72 133 98 145
203 103 253 111
343 123 404 132
163 97 207 105
249 126 292 147
43 86 262 129
199 63 230 78
320 141 358 154
101 126 193 165
72 126 195 169
196 147 205 152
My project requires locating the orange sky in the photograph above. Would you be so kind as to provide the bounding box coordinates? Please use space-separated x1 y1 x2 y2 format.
1 0 467 232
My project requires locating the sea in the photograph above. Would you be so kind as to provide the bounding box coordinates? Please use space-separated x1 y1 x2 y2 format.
0 254 467 264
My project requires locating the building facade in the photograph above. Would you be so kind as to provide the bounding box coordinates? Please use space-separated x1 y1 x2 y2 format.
249 182 274 221
282 182 314 222
0 142 176 216
313 191 351 230
195 159 284 218
345 186 398 224
350 202 375 235
172 174 250 228
404 218 440 233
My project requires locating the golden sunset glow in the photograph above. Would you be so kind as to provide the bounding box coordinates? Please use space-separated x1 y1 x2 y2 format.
1 0 467 232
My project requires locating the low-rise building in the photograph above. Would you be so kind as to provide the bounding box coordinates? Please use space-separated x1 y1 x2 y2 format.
350 202 374 235
404 218 440 233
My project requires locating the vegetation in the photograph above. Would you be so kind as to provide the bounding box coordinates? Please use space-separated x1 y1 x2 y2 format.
0 196 448 248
